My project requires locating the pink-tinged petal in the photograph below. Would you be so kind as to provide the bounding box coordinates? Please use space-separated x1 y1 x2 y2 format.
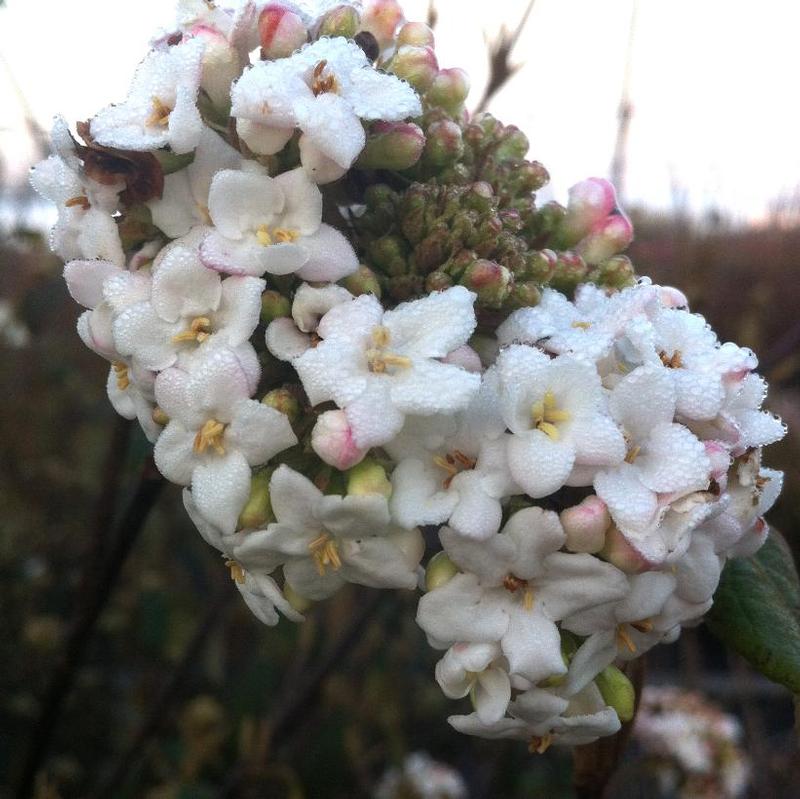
64 260 123 309
77 306 118 360
293 224 359 282
226 398 297 465
507 429 575 499
191 450 252 535
390 359 480 416
636 423 710 494
609 364 676 441
383 286 477 360
272 167 322 234
153 421 198 485
294 93 366 170
265 318 311 361
346 377 406 448
213 276 264 346
207 168 284 239
594 463 658 532
268 464 323 533
311 410 367 470
152 245 222 323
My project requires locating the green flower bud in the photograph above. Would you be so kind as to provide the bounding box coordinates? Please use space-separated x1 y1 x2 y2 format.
260 290 291 324
460 259 512 308
427 68 470 114
261 387 301 425
425 270 454 292
238 469 274 530
595 665 636 723
387 45 439 91
369 235 409 275
151 406 169 427
316 4 360 38
356 121 426 171
493 125 529 161
342 264 382 297
346 459 392 498
284 582 313 614
523 249 558 283
506 281 542 309
397 21 435 47
423 119 464 167
588 254 636 289
425 551 458 591
549 251 588 294
536 201 567 241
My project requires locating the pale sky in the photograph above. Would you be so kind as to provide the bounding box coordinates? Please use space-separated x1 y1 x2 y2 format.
2 0 799 222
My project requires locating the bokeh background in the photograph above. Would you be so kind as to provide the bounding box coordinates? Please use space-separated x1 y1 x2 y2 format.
1 1 799 797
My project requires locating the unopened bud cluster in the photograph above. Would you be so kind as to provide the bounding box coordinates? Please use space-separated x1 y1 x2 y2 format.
33 0 784 755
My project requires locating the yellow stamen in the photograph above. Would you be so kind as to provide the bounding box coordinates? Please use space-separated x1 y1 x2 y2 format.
531 389 571 439
146 96 172 127
371 326 391 348
659 350 683 369
65 195 90 210
433 450 477 489
571 321 591 330
193 419 226 455
624 445 641 464
112 361 130 391
256 224 272 246
311 59 338 95
308 532 342 576
523 587 535 611
172 316 213 344
152 406 169 426
255 224 300 246
366 326 412 373
503 574 535 611
225 559 246 585
616 625 637 653
631 618 654 633
528 734 552 754
196 203 212 225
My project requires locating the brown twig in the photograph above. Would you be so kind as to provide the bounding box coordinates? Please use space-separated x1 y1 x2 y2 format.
15 459 164 799
218 589 386 797
474 0 536 114
89 583 234 798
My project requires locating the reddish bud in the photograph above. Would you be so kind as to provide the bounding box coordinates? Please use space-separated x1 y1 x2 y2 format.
460 260 512 308
576 214 634 265
356 121 425 170
560 178 617 246
599 526 655 574
259 4 307 59
361 0 404 49
560 496 610 554
311 410 367 471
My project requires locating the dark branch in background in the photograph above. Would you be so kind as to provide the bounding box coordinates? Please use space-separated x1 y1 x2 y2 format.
15 459 164 799
89 584 234 799
426 0 438 29
474 0 536 114
218 590 386 798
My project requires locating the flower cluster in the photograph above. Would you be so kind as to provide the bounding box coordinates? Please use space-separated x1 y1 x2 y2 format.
633 687 750 798
34 0 785 755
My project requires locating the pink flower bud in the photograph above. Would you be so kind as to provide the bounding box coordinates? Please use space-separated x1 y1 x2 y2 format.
311 410 368 471
356 121 425 170
600 526 655 574
560 496 610 554
361 0 404 49
560 178 617 246
575 213 634 266
397 21 435 47
423 119 464 166
441 344 483 373
460 260 512 308
259 4 307 59
426 68 470 114
387 44 439 91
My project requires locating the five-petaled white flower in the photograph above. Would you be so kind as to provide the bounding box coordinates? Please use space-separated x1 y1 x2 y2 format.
231 36 421 182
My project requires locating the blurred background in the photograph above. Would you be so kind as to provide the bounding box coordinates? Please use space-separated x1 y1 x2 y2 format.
1 0 799 796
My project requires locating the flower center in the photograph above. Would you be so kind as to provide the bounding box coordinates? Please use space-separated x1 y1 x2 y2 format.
255 224 300 246
659 349 683 369
308 532 342 576
528 734 552 754
112 361 130 391
616 618 653 653
193 418 227 456
366 326 412 373
311 60 339 95
531 390 571 440
225 559 246 585
433 450 477 489
172 316 213 344
571 320 592 330
65 195 91 210
146 96 173 127
503 574 535 611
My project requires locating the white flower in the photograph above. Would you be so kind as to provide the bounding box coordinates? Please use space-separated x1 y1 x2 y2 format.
294 287 480 449
265 282 354 362
232 465 424 601
183 488 303 626
153 345 297 535
494 345 626 498
148 127 242 238
106 359 163 443
199 165 358 279
448 682 621 749
112 237 264 372
231 36 421 182
594 363 712 563
375 752 467 799
387 373 517 540
416 510 629 684
30 118 124 265
91 37 205 154
435 642 511 725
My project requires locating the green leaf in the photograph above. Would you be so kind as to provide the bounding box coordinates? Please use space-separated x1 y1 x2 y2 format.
706 531 800 692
